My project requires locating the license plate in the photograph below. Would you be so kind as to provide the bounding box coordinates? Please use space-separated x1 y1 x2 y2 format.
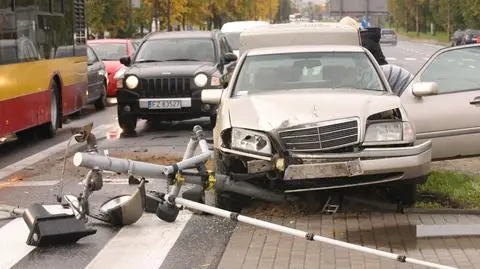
148 100 181 109
284 159 364 180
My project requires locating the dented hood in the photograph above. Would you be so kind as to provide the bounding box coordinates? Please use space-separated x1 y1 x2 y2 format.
228 89 402 131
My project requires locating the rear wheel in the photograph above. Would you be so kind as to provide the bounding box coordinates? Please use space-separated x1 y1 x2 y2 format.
37 80 60 139
94 83 107 110
117 104 137 135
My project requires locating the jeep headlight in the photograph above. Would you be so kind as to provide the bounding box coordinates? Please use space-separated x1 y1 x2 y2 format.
194 73 208 87
231 128 272 155
364 121 415 145
125 75 139 89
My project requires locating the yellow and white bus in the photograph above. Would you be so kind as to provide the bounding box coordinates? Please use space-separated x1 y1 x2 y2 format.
0 0 88 139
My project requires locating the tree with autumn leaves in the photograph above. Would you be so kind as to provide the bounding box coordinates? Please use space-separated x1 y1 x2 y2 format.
86 0 288 38
388 0 480 39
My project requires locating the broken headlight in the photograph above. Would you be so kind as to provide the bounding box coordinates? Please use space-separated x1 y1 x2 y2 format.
363 121 415 146
231 128 272 155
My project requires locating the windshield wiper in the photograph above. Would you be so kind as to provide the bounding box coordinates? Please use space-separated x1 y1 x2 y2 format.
135 60 164 63
164 58 199 61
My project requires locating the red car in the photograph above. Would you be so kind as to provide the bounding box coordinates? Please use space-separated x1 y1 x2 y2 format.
87 39 135 97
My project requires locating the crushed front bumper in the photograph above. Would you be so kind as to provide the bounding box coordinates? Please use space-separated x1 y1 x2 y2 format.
219 140 432 191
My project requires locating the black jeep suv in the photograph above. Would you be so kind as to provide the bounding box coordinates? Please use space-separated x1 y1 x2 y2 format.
116 30 238 134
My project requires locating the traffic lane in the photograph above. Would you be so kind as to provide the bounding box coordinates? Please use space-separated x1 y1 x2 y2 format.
0 102 117 170
381 40 446 74
0 118 230 269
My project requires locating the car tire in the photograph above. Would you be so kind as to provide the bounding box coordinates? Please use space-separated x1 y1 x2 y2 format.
94 83 107 110
117 104 137 135
204 150 245 212
387 182 417 206
37 80 60 139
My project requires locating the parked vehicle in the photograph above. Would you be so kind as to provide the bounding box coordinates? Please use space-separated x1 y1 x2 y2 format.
221 21 269 57
201 22 480 211
86 45 108 110
451 30 465 46
0 0 87 140
88 39 135 97
380 28 398 45
115 30 238 135
461 29 479 45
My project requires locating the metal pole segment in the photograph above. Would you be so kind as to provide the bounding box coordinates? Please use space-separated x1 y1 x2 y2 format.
73 153 171 179
169 196 457 269
0 204 25 215
170 136 200 197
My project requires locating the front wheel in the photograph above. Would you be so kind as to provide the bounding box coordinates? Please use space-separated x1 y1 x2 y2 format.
38 80 60 139
117 104 137 135
94 83 107 110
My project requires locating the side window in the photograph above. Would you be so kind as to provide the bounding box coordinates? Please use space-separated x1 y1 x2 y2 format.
420 46 480 94
222 37 232 53
218 38 226 56
87 47 98 63
0 2 17 64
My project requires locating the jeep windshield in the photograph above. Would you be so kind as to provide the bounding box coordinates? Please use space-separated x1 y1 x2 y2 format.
134 38 216 63
233 51 385 95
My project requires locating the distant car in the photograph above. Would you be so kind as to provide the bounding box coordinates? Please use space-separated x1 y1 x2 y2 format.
451 30 465 46
461 29 479 45
86 45 108 110
88 39 135 97
115 30 238 134
380 28 397 45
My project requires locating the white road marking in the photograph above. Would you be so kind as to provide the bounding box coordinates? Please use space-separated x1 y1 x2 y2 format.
0 218 35 269
85 212 192 269
463 58 475 62
0 124 111 182
423 57 430 61
404 57 417 61
385 57 397 61
7 180 60 187
0 205 73 268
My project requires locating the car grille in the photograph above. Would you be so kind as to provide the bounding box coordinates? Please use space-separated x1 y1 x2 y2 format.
278 119 359 152
139 77 192 98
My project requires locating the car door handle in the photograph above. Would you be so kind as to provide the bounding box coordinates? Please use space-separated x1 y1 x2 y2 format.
470 97 480 105
470 96 480 105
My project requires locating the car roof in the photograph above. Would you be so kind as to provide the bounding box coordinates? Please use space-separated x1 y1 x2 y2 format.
147 31 216 40
88 38 129 43
243 22 358 34
221 21 269 32
246 45 365 56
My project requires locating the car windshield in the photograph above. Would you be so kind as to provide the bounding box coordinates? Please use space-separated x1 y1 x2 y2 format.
224 32 241 50
89 42 128 61
382 29 394 35
134 38 216 63
233 51 385 95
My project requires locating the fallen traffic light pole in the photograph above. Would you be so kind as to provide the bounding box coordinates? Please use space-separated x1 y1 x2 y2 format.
70 125 456 269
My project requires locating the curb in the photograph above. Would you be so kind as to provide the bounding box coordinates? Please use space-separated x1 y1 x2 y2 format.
344 195 480 215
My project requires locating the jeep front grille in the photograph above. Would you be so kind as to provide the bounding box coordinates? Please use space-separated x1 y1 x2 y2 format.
278 119 359 152
139 77 192 98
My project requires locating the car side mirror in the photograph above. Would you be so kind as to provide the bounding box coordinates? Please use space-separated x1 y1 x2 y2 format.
201 89 223 105
120 56 131 66
224 53 237 64
412 82 439 97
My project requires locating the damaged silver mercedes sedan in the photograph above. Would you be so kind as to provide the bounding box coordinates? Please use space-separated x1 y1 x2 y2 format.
201 44 432 209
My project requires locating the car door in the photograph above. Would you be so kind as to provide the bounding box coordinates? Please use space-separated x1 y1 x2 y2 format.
87 46 104 102
399 45 480 160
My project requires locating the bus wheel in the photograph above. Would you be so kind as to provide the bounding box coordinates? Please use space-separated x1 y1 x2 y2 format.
38 81 60 139
94 83 107 110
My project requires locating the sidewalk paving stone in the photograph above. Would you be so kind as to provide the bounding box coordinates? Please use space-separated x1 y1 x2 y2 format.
218 213 480 269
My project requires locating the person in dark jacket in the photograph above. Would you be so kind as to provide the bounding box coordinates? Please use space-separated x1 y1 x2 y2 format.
360 27 388 65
